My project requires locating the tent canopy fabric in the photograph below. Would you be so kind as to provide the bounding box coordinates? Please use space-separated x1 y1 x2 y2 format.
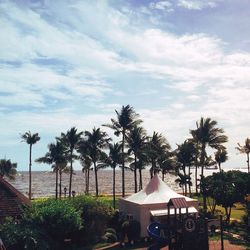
123 174 194 205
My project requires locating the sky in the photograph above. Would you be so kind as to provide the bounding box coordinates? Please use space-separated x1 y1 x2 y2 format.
0 0 250 171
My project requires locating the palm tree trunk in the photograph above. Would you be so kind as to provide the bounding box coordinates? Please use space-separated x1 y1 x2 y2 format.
59 169 62 199
247 153 249 173
150 159 154 179
87 168 90 195
69 149 73 198
188 166 191 196
94 161 98 196
55 167 58 199
218 162 221 172
201 143 206 178
139 166 143 190
113 166 116 209
195 165 198 194
183 167 187 196
122 131 125 197
29 144 32 200
134 155 138 193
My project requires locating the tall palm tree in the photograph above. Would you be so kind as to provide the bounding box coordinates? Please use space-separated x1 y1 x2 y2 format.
105 143 123 208
103 105 142 197
0 159 17 180
190 117 228 210
215 146 228 172
126 126 147 193
236 138 250 173
77 140 93 195
175 140 196 195
147 132 171 178
21 131 40 199
84 127 110 196
190 117 228 178
36 140 67 199
57 127 83 197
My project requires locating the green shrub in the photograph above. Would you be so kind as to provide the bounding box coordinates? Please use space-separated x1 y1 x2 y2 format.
30 199 83 240
0 217 49 250
0 199 83 249
68 195 114 244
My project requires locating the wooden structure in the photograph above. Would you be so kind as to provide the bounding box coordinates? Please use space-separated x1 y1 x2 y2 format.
0 177 31 223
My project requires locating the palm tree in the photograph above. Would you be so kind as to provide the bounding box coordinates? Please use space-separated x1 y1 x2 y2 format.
36 141 67 199
0 159 17 180
147 132 171 178
103 105 142 197
157 151 175 181
105 143 123 208
84 127 110 196
236 138 250 173
21 131 40 199
57 127 83 197
77 140 93 195
175 172 192 196
126 126 147 193
190 117 228 210
215 146 228 172
190 117 228 178
175 140 196 196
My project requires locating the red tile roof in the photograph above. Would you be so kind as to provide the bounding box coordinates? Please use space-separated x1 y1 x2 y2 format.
0 176 31 222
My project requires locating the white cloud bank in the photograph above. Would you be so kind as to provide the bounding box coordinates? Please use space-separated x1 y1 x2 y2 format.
0 1 249 170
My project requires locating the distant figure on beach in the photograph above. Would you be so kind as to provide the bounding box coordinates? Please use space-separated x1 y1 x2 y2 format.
0 237 6 250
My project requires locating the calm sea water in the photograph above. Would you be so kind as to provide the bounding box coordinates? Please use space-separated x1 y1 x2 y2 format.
8 168 247 198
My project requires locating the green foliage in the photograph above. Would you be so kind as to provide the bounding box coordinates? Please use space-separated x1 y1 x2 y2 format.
29 199 83 239
0 217 49 250
0 199 82 249
68 195 114 244
101 228 118 243
202 171 249 221
0 159 17 180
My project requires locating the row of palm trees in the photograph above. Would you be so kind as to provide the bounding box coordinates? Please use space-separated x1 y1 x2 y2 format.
20 105 250 206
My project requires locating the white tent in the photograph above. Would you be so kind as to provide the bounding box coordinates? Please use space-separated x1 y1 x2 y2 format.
119 174 198 237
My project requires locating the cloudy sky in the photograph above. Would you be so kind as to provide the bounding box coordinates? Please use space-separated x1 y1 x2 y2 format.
1 0 250 171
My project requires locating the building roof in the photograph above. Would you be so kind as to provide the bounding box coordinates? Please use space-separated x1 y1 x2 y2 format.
122 174 194 205
0 176 31 220
150 207 198 217
168 198 188 208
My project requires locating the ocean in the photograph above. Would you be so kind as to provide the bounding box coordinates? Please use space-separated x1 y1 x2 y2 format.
8 168 247 198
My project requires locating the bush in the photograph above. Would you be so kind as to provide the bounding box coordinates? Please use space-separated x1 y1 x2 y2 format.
0 199 83 249
68 195 114 244
30 199 83 242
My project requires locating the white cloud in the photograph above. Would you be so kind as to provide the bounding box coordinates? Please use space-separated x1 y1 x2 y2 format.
149 1 174 12
178 0 219 10
0 1 250 171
